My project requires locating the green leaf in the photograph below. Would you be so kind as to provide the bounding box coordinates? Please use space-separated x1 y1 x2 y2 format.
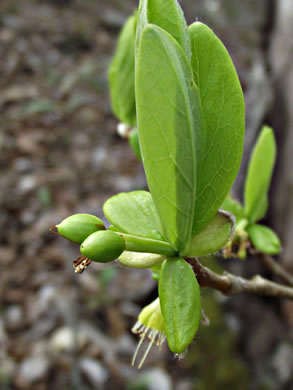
136 0 148 54
150 263 162 281
108 12 136 126
247 223 281 255
118 251 165 268
159 257 201 353
136 25 201 251
103 191 165 241
251 194 269 223
136 0 190 58
189 22 245 234
183 210 234 257
244 126 276 222
221 194 245 223
129 128 142 160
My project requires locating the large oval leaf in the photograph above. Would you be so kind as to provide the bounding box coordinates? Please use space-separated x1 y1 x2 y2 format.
136 0 190 58
108 12 137 126
136 25 201 251
103 191 164 241
244 126 276 222
183 210 234 257
189 22 245 235
159 257 201 353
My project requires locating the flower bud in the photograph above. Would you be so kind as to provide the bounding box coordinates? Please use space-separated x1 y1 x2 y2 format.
56 214 105 244
80 230 125 263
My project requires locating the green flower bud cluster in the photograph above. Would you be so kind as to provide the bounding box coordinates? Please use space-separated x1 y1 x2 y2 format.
55 214 125 265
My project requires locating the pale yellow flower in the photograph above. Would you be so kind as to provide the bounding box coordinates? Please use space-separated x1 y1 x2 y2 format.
131 297 166 369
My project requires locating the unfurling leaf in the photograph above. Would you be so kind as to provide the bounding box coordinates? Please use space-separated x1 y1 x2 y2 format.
244 126 276 222
159 257 201 354
109 12 137 126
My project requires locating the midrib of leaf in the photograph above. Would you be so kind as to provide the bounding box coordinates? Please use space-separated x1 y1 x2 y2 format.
153 28 197 197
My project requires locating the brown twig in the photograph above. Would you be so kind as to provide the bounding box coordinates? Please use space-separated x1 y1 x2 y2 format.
256 252 293 287
185 257 293 300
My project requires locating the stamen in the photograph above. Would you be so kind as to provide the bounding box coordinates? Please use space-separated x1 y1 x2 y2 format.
138 332 156 369
132 332 146 367
132 321 145 334
157 332 166 348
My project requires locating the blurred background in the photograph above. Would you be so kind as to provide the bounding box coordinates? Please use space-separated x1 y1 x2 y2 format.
1 0 293 389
